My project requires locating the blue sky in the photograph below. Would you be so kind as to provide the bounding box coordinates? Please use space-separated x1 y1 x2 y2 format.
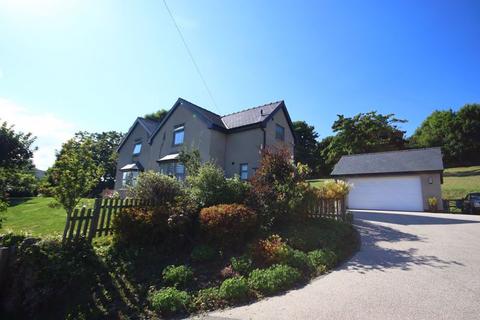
0 0 479 169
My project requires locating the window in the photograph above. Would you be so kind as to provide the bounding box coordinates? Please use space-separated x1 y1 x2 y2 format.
175 163 185 180
122 171 139 187
240 163 248 180
173 125 184 146
132 142 142 155
275 124 285 141
159 162 185 180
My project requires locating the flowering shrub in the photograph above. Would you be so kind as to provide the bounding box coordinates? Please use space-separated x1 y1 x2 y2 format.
199 204 257 248
315 180 351 199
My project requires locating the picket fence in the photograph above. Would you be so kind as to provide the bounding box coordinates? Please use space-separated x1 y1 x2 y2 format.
62 198 148 243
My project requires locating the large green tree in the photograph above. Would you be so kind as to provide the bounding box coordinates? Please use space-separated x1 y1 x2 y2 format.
48 131 123 196
0 120 37 224
322 112 407 172
410 104 480 166
292 121 320 176
50 137 103 213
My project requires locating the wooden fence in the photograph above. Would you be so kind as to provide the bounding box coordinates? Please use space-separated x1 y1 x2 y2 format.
62 198 147 243
309 198 347 221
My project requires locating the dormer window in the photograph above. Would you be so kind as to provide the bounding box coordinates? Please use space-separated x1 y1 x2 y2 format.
133 142 142 156
173 125 184 146
275 124 285 141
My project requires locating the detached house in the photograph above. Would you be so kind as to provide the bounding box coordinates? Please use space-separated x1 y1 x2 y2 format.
115 98 295 191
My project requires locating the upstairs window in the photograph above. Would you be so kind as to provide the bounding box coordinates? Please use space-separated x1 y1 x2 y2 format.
275 124 285 141
240 163 249 180
173 125 185 146
133 142 142 156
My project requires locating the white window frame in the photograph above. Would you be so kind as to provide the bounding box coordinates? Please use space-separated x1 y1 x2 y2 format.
240 163 249 180
173 125 185 146
122 171 139 187
132 142 142 155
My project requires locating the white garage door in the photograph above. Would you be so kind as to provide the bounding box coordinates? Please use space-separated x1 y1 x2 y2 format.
346 175 424 211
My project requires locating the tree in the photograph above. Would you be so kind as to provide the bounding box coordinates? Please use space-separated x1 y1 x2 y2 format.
47 131 123 196
0 120 36 171
292 121 320 176
144 109 168 122
322 112 407 171
410 104 480 166
50 137 103 213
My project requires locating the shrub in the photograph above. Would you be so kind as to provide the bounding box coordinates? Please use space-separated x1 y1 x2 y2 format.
112 196 197 247
188 162 251 207
315 180 351 199
162 265 194 288
199 204 257 248
191 287 224 311
230 255 253 275
220 265 238 279
248 148 310 229
0 236 103 319
278 248 314 274
149 287 191 315
308 249 337 271
219 277 249 302
128 171 183 206
188 163 228 207
190 245 217 262
250 234 289 266
248 264 301 296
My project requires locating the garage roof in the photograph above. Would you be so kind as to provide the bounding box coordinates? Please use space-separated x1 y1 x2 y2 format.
331 147 444 176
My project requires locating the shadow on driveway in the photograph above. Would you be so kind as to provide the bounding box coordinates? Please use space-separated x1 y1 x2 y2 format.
352 210 480 226
342 212 465 273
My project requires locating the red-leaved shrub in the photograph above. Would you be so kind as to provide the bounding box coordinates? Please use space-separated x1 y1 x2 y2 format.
250 234 289 266
199 204 257 248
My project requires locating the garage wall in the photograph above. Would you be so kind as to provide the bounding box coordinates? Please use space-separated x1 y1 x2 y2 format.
419 173 442 211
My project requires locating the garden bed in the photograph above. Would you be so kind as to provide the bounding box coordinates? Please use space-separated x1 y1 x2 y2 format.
0 218 358 319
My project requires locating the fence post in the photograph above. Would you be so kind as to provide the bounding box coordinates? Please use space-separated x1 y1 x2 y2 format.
0 247 9 288
62 210 72 243
88 198 102 242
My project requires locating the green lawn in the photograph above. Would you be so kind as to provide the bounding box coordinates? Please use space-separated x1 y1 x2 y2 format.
0 197 94 236
442 166 480 199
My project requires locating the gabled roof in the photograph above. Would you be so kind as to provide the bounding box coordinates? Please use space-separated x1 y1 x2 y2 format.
331 147 444 176
116 117 161 152
221 101 283 129
147 98 295 143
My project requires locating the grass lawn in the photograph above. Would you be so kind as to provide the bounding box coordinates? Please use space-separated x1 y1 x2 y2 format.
0 197 94 236
442 166 480 199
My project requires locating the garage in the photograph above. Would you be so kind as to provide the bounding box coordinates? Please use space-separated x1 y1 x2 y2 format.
331 148 444 212
346 176 424 211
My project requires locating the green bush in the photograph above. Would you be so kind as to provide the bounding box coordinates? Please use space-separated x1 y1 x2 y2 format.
149 287 191 315
162 265 194 288
199 204 257 248
188 163 250 207
248 264 301 296
128 171 183 206
230 255 253 275
190 245 217 262
191 287 224 311
219 277 249 302
308 249 337 272
278 247 314 274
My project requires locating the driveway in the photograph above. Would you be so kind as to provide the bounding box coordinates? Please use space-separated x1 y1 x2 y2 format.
201 210 480 320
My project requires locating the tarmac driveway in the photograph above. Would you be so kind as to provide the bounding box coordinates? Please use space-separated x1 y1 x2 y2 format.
202 210 480 320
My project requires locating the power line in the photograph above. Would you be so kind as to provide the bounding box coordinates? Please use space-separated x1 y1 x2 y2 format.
162 0 220 112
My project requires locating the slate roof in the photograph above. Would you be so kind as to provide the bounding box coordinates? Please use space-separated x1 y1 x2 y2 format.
137 117 161 135
221 101 283 129
331 147 444 176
